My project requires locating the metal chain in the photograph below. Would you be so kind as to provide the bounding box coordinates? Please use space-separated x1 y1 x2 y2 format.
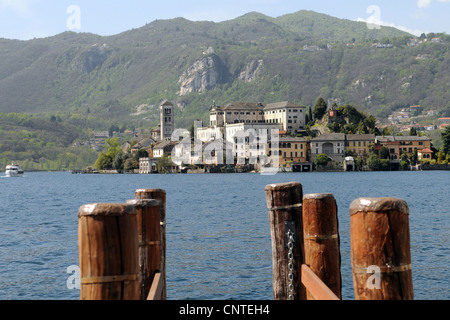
287 230 296 300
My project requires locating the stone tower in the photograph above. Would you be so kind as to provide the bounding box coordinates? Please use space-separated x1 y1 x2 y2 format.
160 100 174 139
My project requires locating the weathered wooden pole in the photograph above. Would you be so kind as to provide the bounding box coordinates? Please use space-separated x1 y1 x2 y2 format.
78 203 140 300
134 189 167 300
302 193 342 300
350 197 414 300
127 198 161 300
265 182 306 300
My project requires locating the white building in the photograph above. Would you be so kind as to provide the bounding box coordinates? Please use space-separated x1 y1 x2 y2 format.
263 101 306 133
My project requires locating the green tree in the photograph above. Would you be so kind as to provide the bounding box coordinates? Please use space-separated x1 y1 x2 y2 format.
94 153 113 170
409 127 417 136
442 125 450 156
379 146 390 159
94 137 121 170
315 153 329 167
400 161 409 170
124 158 139 172
367 153 382 171
156 154 175 173
437 150 445 164
410 149 418 166
312 98 327 121
113 151 125 172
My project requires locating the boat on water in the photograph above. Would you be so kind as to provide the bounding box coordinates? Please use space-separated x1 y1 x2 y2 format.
5 163 24 177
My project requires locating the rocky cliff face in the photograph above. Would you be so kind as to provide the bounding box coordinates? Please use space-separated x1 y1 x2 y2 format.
178 54 224 96
178 55 264 96
239 59 264 82
72 43 111 74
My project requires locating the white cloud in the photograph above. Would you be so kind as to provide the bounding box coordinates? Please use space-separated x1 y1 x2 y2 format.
418 0 433 8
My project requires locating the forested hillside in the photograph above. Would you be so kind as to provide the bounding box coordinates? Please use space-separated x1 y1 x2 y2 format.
0 10 449 170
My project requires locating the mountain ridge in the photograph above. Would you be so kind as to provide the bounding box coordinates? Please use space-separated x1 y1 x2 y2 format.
0 10 448 130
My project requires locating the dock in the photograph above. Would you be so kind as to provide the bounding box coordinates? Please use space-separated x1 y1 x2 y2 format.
77 182 413 300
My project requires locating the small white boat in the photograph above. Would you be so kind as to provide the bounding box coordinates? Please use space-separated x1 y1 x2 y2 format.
5 163 24 177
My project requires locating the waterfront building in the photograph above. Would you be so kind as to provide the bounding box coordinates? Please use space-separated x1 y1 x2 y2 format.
263 101 307 134
375 135 432 161
210 102 265 127
345 134 376 157
269 136 310 168
310 133 346 163
226 123 282 165
418 148 434 161
139 158 158 174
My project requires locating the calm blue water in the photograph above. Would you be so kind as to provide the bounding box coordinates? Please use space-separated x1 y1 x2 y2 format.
0 171 448 300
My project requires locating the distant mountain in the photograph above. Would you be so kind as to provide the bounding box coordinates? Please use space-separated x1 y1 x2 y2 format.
0 10 449 129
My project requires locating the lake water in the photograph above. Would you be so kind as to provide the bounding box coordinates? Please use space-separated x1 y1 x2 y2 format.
0 171 448 300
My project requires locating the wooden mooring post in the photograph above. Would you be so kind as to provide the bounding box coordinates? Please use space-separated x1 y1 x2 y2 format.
302 193 341 300
265 183 342 300
350 197 414 300
265 182 306 300
78 203 140 300
134 189 167 300
126 198 162 300
78 188 167 301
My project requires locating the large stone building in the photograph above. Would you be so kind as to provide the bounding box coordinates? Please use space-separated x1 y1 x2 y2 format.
375 135 432 161
310 133 346 163
263 101 307 133
208 101 306 135
345 134 376 157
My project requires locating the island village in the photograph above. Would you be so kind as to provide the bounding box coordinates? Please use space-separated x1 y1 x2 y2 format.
85 98 449 175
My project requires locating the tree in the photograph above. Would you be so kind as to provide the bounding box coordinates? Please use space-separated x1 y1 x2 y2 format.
400 161 409 170
409 127 417 136
124 158 139 172
312 98 328 121
113 151 125 172
315 153 329 167
367 154 382 171
94 137 121 170
379 146 390 159
156 154 175 173
442 125 450 156
410 149 418 166
437 150 445 164
94 153 113 170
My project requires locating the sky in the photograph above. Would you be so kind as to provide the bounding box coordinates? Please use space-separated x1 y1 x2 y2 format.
0 0 449 40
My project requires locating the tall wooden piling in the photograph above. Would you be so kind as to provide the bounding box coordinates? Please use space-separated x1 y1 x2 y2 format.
78 203 140 300
127 198 161 300
350 197 414 300
265 182 306 300
302 194 341 300
134 189 167 300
